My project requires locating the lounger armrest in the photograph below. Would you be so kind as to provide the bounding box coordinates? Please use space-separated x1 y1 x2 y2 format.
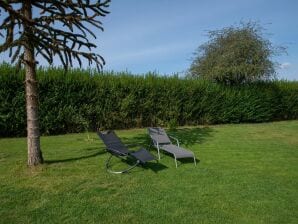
169 135 180 147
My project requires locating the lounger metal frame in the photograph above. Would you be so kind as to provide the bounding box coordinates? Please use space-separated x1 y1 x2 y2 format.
98 131 156 174
105 153 139 174
148 128 196 168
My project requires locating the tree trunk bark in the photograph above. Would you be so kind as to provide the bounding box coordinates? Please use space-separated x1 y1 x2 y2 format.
23 0 43 166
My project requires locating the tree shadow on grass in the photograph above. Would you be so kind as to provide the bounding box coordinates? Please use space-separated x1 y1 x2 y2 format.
168 127 214 147
121 126 214 148
45 148 106 164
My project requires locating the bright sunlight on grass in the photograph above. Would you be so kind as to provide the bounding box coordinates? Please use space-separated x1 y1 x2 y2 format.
0 121 297 223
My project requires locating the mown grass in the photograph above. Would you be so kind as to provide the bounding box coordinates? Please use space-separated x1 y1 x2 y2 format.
0 121 297 223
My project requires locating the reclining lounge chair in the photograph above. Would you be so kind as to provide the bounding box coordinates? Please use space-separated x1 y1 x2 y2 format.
148 127 196 168
98 130 156 174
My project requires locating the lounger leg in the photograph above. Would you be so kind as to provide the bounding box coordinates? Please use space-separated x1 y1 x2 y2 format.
174 156 178 168
157 146 161 160
193 156 197 166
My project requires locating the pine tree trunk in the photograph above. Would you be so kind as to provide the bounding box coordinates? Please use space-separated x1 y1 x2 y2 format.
24 0 43 166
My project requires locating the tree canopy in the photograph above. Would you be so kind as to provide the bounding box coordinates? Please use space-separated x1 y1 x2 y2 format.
0 0 110 71
189 22 284 85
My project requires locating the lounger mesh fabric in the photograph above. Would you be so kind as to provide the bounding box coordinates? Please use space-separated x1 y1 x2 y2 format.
148 127 171 144
99 131 129 156
148 127 196 167
162 145 194 159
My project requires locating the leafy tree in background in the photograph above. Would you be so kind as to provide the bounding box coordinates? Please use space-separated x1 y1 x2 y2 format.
189 22 285 85
0 0 110 166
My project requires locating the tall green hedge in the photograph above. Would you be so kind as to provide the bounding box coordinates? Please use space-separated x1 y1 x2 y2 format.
0 64 297 137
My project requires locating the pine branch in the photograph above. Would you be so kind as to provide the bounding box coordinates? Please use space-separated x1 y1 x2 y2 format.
0 0 110 71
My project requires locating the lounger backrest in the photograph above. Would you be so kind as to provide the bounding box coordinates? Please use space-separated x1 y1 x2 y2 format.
98 131 129 155
148 127 171 145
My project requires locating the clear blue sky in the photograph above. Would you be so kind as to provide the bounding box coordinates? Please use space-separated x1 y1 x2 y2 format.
99 0 298 80
0 0 297 80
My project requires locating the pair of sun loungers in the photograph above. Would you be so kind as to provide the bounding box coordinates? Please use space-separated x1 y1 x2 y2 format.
98 127 197 174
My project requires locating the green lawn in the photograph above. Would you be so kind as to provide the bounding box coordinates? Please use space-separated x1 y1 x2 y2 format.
0 121 297 224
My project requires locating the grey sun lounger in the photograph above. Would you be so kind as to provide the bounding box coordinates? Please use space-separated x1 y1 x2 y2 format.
148 127 196 168
98 130 156 174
